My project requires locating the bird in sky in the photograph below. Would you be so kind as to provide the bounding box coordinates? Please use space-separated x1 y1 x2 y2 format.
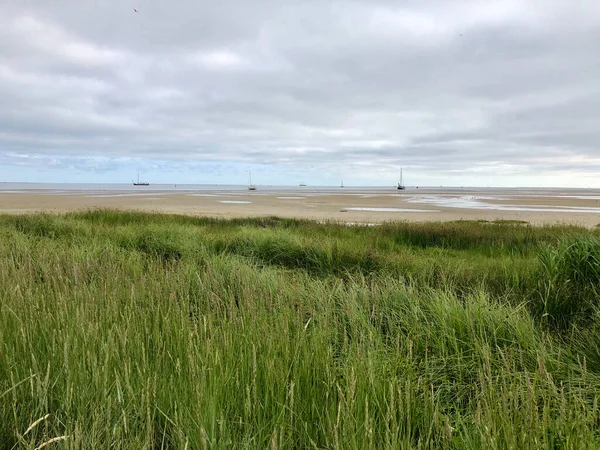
133 7 138 12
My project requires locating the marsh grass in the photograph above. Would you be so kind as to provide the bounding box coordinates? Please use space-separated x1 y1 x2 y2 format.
1 210 599 448
536 236 600 328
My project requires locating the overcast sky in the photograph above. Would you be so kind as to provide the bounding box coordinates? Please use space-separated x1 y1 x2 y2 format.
1 0 599 186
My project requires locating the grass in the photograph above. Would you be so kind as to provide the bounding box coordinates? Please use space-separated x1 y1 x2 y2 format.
1 209 600 448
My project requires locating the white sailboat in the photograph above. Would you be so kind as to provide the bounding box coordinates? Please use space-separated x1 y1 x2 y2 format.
397 168 405 190
248 171 257 191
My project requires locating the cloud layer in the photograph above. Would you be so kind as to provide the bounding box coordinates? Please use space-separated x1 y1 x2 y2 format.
1 0 599 186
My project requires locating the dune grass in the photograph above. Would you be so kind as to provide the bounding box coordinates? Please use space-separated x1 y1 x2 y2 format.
1 209 600 448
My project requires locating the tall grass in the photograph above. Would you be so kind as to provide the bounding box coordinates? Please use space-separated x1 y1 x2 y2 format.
536 236 600 327
0 210 599 448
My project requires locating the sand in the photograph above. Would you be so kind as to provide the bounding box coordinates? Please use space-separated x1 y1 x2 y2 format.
1 186 600 226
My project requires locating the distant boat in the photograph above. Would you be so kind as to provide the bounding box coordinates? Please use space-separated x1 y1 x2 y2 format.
340 180 344 188
133 171 149 186
397 168 405 190
299 183 307 187
248 171 257 191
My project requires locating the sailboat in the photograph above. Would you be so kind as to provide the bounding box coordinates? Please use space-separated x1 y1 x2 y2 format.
133 171 149 186
397 168 405 190
340 180 344 188
248 171 257 191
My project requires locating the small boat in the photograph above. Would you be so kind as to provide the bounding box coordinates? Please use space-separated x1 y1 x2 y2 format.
340 180 344 188
397 168 405 190
133 171 149 186
299 183 307 187
248 171 257 191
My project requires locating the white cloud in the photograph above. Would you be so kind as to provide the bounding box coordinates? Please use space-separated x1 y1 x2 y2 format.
11 15 125 67
188 50 245 68
0 0 599 186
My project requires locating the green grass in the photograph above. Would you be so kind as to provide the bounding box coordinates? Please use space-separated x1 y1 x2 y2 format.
1 210 600 448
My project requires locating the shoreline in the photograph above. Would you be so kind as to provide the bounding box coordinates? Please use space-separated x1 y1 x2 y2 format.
1 187 600 227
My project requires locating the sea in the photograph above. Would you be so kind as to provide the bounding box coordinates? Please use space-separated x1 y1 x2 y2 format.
0 182 595 196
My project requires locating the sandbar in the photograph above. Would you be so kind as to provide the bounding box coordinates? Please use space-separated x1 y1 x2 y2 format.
1 186 600 227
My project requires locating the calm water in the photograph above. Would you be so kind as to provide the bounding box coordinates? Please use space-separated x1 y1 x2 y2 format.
0 182 597 196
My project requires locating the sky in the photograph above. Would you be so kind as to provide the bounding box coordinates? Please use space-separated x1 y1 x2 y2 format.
0 0 599 187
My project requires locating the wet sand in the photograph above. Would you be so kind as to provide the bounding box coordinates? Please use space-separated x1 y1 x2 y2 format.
1 186 600 226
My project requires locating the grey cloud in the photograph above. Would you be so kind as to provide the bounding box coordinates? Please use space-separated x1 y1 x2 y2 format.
0 0 599 185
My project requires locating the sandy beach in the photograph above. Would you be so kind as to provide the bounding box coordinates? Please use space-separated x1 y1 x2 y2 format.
1 185 600 226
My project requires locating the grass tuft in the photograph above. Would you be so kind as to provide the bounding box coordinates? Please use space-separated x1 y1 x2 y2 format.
535 236 600 327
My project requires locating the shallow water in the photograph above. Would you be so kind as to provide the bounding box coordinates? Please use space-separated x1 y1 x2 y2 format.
408 196 600 213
